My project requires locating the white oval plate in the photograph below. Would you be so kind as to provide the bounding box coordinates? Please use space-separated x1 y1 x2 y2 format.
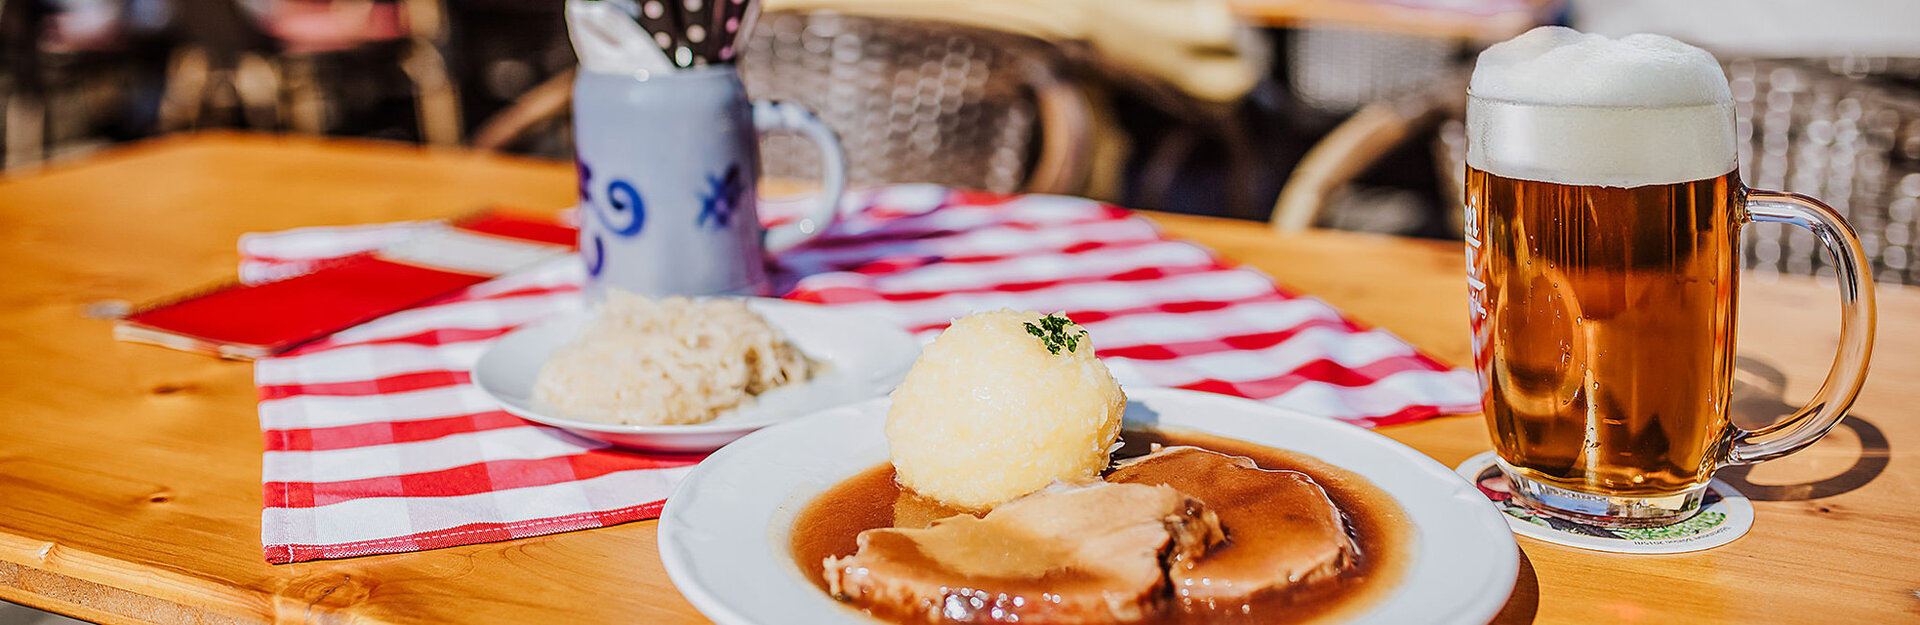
471 298 919 453
659 387 1519 624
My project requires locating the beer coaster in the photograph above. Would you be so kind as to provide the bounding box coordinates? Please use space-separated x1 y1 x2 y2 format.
1453 451 1753 554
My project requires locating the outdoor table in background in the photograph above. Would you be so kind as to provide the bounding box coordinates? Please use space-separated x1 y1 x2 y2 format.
1226 0 1555 41
0 133 1914 624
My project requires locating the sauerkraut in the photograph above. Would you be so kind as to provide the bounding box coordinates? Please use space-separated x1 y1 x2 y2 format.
535 292 815 425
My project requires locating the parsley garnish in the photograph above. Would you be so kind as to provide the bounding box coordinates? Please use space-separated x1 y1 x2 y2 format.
1023 313 1088 355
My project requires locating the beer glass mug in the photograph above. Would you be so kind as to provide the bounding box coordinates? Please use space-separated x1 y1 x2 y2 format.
1465 28 1876 527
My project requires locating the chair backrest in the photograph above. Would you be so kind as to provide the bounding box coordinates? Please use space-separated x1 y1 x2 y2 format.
738 11 1085 194
1727 58 1920 286
1286 27 1460 117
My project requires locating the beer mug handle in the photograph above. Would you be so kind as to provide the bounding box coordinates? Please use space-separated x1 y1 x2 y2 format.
1727 189 1878 464
752 100 848 255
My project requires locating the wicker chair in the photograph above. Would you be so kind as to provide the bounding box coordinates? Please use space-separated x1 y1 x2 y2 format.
471 11 1092 195
1724 58 1920 285
158 0 462 145
1269 69 1465 232
1266 25 1472 232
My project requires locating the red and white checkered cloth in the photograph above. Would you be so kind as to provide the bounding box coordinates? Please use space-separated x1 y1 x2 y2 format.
250 185 1478 563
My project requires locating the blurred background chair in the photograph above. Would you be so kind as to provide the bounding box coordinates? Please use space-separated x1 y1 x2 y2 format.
473 10 1094 195
158 0 459 144
2 0 58 168
1231 0 1553 236
1270 70 1465 232
3 0 169 169
157 0 280 131
1724 57 1920 285
741 11 1090 194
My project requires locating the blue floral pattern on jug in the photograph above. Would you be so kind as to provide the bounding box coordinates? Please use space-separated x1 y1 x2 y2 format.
576 153 648 277
697 165 744 229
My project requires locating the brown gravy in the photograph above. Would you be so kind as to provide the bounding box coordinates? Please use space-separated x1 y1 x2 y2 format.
790 428 1412 624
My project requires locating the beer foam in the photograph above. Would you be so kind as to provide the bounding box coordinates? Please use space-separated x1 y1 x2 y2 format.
1467 27 1737 188
1470 27 1730 107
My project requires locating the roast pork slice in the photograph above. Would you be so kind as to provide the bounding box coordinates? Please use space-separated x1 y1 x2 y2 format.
823 481 1223 624
1109 446 1356 610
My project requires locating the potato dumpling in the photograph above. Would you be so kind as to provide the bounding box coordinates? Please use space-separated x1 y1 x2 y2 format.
885 310 1125 510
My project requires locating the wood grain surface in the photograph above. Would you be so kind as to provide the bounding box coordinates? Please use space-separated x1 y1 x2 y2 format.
0 133 1915 624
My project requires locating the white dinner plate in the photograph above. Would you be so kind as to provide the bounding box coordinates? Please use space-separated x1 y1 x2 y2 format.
658 387 1519 625
471 298 920 453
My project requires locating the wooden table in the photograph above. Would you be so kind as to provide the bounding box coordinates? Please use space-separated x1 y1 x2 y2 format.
1 132 1915 624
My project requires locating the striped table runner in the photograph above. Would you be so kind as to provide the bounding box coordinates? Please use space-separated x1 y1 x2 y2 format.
249 185 1479 562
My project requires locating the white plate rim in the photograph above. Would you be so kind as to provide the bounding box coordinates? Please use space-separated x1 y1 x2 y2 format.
658 386 1520 625
470 298 919 439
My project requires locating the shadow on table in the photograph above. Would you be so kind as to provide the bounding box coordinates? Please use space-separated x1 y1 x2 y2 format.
1490 548 1539 624
1716 356 1891 501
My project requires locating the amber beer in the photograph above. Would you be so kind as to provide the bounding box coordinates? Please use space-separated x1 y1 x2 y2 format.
1468 167 1741 499
1467 27 1873 527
